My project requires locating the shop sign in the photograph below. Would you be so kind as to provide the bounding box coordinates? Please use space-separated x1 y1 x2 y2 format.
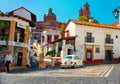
15 42 27 47
8 41 15 46
0 40 6 45
17 22 26 29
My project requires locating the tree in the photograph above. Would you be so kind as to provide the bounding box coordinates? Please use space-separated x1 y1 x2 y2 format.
60 23 66 33
78 16 99 23
93 19 99 23
0 20 10 28
46 50 56 67
78 16 89 22
46 50 56 57
0 20 10 41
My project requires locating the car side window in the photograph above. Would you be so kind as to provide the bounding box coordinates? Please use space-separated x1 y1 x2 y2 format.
74 56 79 60
76 56 80 60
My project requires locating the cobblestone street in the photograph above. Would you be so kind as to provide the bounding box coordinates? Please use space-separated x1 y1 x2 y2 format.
0 64 120 84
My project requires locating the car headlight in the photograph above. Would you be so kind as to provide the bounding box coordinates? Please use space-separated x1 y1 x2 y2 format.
70 62 73 64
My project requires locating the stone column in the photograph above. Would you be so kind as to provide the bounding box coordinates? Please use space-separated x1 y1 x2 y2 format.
55 42 59 57
61 40 66 59
8 21 16 53
44 35 47 44
52 35 54 42
8 21 16 67
22 25 29 67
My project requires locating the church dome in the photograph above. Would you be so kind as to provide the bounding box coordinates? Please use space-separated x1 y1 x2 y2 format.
44 8 56 22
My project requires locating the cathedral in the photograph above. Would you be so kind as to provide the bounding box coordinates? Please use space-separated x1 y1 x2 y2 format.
79 2 90 18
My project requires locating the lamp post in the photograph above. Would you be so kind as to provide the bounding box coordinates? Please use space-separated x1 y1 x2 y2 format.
113 7 120 26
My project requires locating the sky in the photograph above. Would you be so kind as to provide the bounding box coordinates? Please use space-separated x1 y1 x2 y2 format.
0 0 120 24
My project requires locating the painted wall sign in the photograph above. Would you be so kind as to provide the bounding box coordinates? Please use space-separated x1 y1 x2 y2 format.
17 22 26 29
15 42 27 47
8 41 15 46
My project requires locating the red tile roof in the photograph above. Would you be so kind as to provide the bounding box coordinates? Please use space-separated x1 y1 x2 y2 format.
70 20 120 29
0 13 35 26
43 36 77 46
8 7 37 22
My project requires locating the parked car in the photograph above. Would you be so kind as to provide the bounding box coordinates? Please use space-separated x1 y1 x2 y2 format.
54 59 62 67
60 55 83 68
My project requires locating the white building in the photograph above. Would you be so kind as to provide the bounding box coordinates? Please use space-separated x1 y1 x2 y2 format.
41 29 61 56
61 20 120 64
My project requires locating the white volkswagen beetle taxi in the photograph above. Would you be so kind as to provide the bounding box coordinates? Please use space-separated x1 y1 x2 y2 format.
61 55 83 68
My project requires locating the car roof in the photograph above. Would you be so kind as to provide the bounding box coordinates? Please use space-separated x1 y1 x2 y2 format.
64 55 77 56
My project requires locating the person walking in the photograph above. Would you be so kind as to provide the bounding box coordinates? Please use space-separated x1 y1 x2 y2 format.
30 55 36 68
4 52 12 73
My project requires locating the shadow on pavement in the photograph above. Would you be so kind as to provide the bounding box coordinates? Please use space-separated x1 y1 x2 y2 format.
10 62 119 74
10 67 61 74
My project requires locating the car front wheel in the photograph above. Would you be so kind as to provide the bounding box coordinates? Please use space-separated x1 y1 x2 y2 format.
73 63 77 68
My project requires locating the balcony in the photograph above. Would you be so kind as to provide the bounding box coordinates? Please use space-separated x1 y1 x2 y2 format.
105 38 113 44
85 37 94 43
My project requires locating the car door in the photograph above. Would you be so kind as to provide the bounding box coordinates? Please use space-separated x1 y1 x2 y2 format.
74 56 81 66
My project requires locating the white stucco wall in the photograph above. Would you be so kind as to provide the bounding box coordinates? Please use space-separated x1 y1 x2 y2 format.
41 29 60 45
65 22 76 36
65 21 120 60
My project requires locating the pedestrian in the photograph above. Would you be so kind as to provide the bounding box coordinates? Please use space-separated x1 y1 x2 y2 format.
30 55 36 68
4 52 12 73
119 57 120 62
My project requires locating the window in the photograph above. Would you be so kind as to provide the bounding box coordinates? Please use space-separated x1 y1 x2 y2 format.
0 21 10 41
86 7 89 11
15 27 24 42
42 36 44 43
106 34 111 38
105 34 113 44
74 56 80 60
116 35 118 39
47 35 52 42
95 47 100 53
54 35 59 41
87 32 92 38
85 32 94 42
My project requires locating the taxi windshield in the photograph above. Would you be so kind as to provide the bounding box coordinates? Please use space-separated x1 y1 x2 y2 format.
63 56 72 59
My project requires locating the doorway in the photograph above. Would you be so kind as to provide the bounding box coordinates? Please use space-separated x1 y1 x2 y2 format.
86 50 92 60
17 52 22 66
105 50 113 61
67 49 73 55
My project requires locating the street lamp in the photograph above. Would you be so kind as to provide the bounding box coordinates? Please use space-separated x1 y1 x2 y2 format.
113 7 120 26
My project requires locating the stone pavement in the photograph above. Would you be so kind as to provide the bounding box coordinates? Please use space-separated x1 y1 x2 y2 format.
8 64 114 77
0 63 119 84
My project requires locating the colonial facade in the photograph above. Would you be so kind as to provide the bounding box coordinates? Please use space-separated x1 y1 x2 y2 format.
0 7 36 66
0 12 35 67
41 29 61 56
61 20 120 64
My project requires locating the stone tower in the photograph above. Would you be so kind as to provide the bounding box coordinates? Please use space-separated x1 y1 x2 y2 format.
44 8 56 22
79 2 90 18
